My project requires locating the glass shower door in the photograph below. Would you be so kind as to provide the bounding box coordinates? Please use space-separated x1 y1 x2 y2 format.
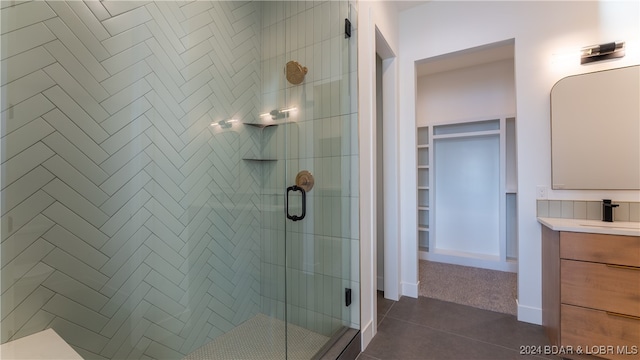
279 0 359 358
256 0 358 358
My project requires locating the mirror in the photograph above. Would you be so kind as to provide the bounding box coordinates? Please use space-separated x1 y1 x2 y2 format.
551 65 640 190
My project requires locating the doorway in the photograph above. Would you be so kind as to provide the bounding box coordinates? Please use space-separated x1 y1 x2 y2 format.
374 27 400 329
414 40 518 315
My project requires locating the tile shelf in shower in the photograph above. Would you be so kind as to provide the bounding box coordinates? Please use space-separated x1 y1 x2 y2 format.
243 121 297 128
242 158 278 162
243 122 278 129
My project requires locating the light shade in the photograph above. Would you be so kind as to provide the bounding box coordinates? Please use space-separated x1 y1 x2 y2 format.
259 107 297 120
210 119 238 128
581 41 625 64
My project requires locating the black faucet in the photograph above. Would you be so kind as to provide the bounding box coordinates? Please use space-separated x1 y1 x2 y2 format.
602 199 619 222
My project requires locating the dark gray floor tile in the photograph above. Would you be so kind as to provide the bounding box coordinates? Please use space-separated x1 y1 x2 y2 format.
411 297 554 357
386 296 506 333
363 316 535 360
356 353 380 360
377 291 395 325
453 312 551 351
363 296 564 360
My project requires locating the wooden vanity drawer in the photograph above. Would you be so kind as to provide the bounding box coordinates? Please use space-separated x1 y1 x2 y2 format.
560 232 640 267
561 304 640 360
561 260 640 317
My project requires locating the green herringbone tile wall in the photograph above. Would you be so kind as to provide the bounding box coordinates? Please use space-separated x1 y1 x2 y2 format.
1 1 263 359
1 1 360 359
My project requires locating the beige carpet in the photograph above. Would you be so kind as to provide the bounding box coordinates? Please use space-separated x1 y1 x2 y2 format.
419 260 517 316
183 314 328 360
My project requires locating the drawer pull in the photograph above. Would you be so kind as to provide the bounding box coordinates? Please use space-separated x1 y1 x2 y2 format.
606 264 640 271
606 311 640 321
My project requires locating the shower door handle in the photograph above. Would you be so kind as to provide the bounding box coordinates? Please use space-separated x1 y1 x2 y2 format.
286 185 306 221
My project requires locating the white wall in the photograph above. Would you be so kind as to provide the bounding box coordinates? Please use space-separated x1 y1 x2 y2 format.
417 59 516 125
357 0 399 350
398 0 640 325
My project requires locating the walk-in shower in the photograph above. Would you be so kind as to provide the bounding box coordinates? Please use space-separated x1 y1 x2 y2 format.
0 1 359 359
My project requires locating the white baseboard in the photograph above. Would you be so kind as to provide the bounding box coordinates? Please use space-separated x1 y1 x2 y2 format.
360 319 375 351
401 281 419 298
517 299 542 325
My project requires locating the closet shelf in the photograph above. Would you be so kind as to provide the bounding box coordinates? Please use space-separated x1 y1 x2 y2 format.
432 129 500 140
417 125 431 254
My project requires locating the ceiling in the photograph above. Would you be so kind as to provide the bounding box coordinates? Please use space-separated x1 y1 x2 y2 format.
394 0 431 12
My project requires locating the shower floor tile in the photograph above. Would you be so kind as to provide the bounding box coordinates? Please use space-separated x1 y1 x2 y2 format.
182 314 328 360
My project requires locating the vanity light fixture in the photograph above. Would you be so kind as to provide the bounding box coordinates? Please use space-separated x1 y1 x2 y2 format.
580 41 625 64
259 107 298 120
210 119 238 128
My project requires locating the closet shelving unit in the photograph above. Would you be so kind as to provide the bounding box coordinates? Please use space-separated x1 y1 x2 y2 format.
417 126 430 252
417 116 518 272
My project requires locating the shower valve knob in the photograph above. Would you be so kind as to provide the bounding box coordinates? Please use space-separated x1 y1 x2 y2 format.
295 170 314 192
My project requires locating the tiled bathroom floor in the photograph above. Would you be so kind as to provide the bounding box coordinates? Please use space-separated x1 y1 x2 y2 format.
361 293 557 360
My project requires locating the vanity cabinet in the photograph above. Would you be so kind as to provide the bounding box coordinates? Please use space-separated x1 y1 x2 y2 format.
542 226 640 360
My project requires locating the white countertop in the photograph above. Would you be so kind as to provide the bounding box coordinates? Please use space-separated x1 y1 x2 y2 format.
538 217 640 237
0 329 83 360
